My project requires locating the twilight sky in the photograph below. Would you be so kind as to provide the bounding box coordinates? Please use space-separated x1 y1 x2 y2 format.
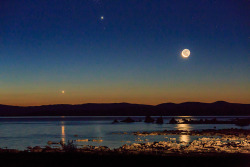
0 0 249 106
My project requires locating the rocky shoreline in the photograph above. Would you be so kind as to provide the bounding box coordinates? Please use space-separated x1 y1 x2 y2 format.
119 138 250 154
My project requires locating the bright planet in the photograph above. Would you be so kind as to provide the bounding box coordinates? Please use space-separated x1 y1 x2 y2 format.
181 49 191 58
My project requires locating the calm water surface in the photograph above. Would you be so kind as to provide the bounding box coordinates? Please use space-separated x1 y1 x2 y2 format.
0 116 249 150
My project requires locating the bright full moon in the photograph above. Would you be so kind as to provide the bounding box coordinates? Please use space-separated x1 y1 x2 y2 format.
181 49 191 58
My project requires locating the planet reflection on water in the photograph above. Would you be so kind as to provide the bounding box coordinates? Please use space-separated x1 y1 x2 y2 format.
61 122 65 143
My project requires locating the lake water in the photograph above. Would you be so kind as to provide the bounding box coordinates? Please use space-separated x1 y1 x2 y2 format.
0 116 249 150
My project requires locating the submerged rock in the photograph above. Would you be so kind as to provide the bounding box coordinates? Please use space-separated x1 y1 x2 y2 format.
112 119 119 124
92 139 103 142
76 139 88 142
47 141 60 145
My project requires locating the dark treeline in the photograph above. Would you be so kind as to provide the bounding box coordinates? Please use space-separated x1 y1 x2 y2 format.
0 101 249 116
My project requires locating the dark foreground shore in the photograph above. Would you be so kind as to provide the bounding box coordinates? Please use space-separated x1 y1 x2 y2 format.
0 152 249 167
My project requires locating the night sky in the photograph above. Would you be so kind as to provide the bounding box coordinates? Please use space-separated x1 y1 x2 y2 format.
0 0 249 106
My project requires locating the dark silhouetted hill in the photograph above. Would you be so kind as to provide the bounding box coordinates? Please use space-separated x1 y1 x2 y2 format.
0 101 249 116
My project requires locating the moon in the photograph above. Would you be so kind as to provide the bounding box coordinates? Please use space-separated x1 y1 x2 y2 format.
181 49 190 58
61 90 65 94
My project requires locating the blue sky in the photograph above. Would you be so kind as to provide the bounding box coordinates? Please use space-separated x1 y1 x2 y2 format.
0 0 249 105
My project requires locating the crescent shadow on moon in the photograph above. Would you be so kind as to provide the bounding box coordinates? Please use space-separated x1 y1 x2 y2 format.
181 49 190 58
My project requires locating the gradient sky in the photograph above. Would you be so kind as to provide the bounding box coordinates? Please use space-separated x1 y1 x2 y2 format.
0 0 249 106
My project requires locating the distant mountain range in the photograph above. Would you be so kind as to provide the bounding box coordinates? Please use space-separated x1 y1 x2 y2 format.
0 101 249 116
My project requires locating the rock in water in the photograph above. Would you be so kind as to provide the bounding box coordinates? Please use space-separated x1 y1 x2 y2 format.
156 117 164 124
121 117 135 123
169 118 178 124
144 116 155 123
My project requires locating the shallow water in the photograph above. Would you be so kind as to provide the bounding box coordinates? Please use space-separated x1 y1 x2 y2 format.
0 116 249 150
